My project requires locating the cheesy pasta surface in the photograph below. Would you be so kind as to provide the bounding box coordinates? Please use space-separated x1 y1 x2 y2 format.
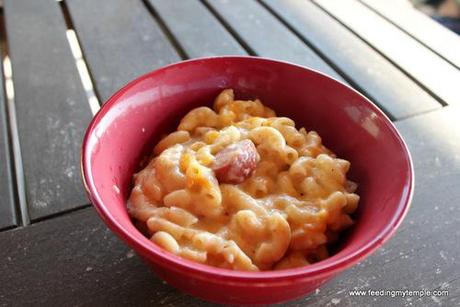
128 89 359 271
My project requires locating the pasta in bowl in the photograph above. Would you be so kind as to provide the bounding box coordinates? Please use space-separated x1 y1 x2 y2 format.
82 56 413 304
128 89 360 271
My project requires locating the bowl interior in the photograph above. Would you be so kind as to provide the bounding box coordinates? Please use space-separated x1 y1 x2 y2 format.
83 57 412 279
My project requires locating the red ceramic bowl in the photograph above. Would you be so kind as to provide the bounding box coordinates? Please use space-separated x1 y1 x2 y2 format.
81 56 413 304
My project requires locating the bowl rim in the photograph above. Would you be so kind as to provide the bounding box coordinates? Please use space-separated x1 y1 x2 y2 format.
81 56 414 284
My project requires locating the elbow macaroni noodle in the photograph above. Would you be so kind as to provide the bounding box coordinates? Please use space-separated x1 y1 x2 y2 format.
128 89 359 271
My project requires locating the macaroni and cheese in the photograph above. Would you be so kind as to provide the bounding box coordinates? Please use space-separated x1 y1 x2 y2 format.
128 89 359 271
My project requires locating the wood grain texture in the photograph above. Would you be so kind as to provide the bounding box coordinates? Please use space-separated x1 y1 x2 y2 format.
261 0 440 120
0 207 214 306
360 0 460 69
204 0 345 82
148 0 247 58
0 45 16 230
314 0 460 106
2 107 459 306
66 0 181 102
4 0 92 221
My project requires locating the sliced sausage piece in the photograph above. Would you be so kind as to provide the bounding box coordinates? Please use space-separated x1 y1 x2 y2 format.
212 139 260 184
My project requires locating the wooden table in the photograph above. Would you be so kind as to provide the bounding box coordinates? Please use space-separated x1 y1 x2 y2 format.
1 0 459 306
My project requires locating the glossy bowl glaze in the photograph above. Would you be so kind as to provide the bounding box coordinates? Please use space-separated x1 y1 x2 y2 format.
81 56 413 304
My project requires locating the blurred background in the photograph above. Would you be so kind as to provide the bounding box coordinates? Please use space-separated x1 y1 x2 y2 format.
412 0 460 33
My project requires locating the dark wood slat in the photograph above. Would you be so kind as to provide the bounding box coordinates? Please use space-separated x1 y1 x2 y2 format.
204 0 345 82
360 0 460 69
4 0 92 221
66 0 181 102
262 0 440 120
0 207 213 306
1 105 459 305
314 0 460 106
0 50 16 230
148 0 247 57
